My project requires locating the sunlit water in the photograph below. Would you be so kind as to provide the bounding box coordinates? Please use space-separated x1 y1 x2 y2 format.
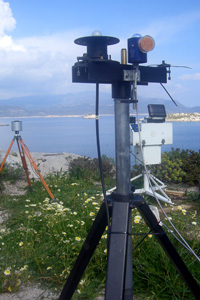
0 116 199 159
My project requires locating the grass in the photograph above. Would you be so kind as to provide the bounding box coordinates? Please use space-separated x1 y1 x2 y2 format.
0 161 199 299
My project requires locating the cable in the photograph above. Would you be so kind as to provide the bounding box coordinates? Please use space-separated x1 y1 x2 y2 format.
95 83 111 240
160 83 178 106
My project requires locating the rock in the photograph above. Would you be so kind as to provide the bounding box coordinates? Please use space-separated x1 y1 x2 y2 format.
0 151 82 179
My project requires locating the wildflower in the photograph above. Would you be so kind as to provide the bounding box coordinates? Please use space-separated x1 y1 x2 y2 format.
92 202 98 206
181 209 187 215
101 234 107 239
25 211 29 214
89 212 95 217
192 221 197 226
62 232 67 235
104 249 107 254
80 279 85 285
178 206 182 210
16 279 21 287
134 219 140 224
75 237 81 242
4 268 11 276
0 229 6 234
47 267 52 270
25 199 31 202
57 189 61 192
63 240 70 244
19 241 23 247
192 211 197 218
64 208 70 211
71 183 79 186
20 265 28 272
8 287 12 292
81 221 85 226
73 212 77 215
148 234 152 238
43 198 50 203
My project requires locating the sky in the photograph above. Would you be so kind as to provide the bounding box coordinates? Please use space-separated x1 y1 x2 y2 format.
0 0 200 107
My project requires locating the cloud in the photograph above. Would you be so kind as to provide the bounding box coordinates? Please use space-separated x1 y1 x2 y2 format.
0 0 25 52
0 28 94 98
0 0 16 35
139 10 200 44
0 0 92 98
179 73 200 81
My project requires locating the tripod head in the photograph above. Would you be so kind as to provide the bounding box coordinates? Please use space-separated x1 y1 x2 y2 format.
11 120 22 136
72 32 168 98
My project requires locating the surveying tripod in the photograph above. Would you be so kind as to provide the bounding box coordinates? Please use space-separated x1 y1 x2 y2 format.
58 34 200 299
0 122 54 200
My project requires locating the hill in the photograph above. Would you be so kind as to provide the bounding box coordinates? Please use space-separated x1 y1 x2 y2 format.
0 92 199 117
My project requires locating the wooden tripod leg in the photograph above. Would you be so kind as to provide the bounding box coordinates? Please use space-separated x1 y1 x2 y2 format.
18 138 55 200
16 138 33 192
0 138 15 172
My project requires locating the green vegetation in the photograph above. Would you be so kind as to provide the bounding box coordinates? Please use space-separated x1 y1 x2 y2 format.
0 152 199 299
146 148 200 188
0 162 25 183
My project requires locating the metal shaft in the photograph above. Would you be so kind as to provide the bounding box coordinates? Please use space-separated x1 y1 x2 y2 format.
114 98 131 194
105 98 132 300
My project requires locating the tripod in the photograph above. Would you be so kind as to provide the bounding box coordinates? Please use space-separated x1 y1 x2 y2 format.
59 94 200 300
130 171 173 204
0 127 54 200
59 33 200 299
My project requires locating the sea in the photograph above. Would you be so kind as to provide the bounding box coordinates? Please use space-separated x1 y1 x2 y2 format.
0 116 200 160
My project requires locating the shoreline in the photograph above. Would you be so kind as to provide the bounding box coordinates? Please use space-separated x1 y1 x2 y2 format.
0 113 200 122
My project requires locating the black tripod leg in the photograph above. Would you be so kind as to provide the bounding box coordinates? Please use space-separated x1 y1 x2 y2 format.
58 201 109 300
105 200 132 300
133 195 200 300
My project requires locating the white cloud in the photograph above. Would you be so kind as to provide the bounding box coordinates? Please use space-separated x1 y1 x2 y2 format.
0 0 92 98
0 0 16 35
0 0 25 52
179 73 200 81
0 28 94 98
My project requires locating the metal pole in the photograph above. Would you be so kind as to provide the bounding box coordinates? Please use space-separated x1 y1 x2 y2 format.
115 98 133 300
114 99 131 194
105 98 133 300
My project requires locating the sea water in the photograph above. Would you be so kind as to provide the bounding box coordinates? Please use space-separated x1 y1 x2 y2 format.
0 116 199 159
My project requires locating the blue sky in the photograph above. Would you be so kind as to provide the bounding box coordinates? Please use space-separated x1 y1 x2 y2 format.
0 0 200 107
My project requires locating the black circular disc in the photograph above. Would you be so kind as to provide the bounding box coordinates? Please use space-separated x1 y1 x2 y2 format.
74 35 119 46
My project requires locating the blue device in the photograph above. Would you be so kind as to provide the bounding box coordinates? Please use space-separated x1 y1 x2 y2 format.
128 34 147 64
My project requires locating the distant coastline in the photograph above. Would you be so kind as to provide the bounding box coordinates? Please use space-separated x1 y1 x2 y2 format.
0 113 200 122
0 114 114 119
166 113 200 122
